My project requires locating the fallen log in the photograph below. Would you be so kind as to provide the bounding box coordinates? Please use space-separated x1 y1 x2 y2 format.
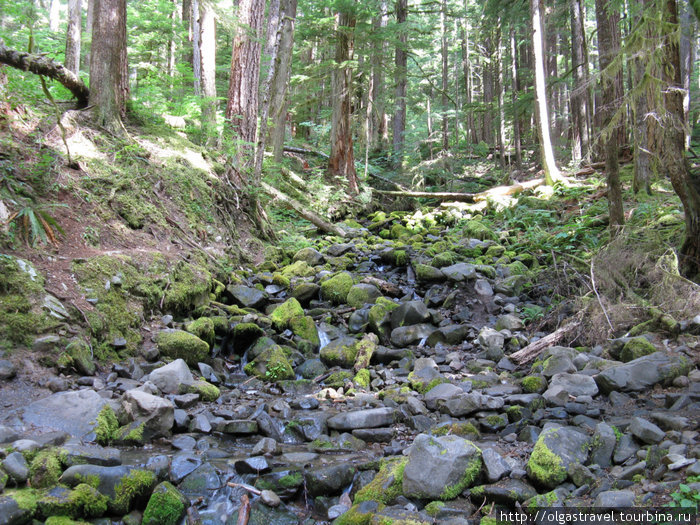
368 171 409 191
236 494 250 525
283 145 330 159
0 44 89 106
361 276 402 297
373 177 544 203
261 181 346 237
509 315 582 364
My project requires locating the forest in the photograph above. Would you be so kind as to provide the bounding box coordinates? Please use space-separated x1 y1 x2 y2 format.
0 0 700 524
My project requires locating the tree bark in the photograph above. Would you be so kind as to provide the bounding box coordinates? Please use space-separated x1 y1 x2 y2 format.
440 0 449 153
392 0 408 168
509 25 522 171
65 0 82 74
199 0 216 144
570 0 589 162
328 8 358 194
595 0 624 231
192 0 201 95
496 23 506 173
49 0 61 32
225 0 265 185
370 1 388 150
0 44 89 106
662 0 700 279
680 1 695 149
530 0 562 184
482 32 494 146
373 178 545 203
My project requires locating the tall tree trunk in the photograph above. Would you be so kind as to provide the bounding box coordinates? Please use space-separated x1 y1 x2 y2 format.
192 0 201 95
269 0 297 162
225 0 265 186
182 0 193 65
89 0 127 130
662 0 700 278
680 0 695 149
595 0 624 231
199 0 216 145
570 0 589 162
633 0 656 195
49 0 61 32
510 24 522 171
461 15 476 145
440 0 449 153
328 9 358 194
482 32 494 146
65 0 82 74
370 1 388 150
496 23 506 173
530 0 561 184
167 0 177 81
392 0 407 168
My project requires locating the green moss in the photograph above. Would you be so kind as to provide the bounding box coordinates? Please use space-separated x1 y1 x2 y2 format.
432 422 480 439
333 502 383 525
271 273 290 288
439 455 482 500
391 223 411 239
162 261 212 315
347 286 379 309
431 251 459 268
186 380 220 401
353 335 377 370
355 457 407 504
278 472 303 488
619 337 656 362
526 431 566 487
320 272 354 305
270 298 305 331
142 482 186 525
8 487 40 514
368 297 399 335
69 483 109 518
612 425 623 443
112 469 157 514
394 250 408 266
44 517 90 525
325 370 354 388
506 405 523 422
527 490 560 511
94 405 119 445
280 260 317 278
185 317 215 348
461 220 497 241
354 369 371 388
289 315 320 345
60 340 96 376
29 449 63 488
521 375 546 393
407 372 447 394
156 330 209 367
424 501 445 516
244 344 294 382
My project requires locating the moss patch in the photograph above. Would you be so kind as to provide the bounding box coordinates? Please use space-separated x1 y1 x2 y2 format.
439 455 482 500
111 469 157 514
619 337 656 362
29 449 64 488
244 344 295 382
186 380 220 401
354 369 371 388
521 375 546 393
320 272 354 305
354 457 407 504
95 405 119 445
526 430 566 488
142 481 187 525
270 298 305 331
156 330 209 366
185 317 215 348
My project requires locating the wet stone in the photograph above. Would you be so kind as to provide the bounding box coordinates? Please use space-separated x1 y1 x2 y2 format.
235 456 270 474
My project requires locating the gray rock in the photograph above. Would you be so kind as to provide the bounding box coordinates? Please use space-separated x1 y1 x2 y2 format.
435 325 470 345
22 389 110 440
32 334 61 352
390 300 431 329
121 390 175 439
594 490 636 508
474 279 494 297
482 448 511 482
475 478 537 504
178 462 219 497
651 412 690 431
403 433 482 499
478 327 505 353
628 416 665 444
327 243 354 257
327 407 397 430
148 358 194 394
441 263 477 281
441 393 504 417
526 425 589 488
61 442 121 466
2 451 29 484
228 284 268 309
235 456 270 475
595 352 691 393
296 358 327 379
347 283 382 308
352 428 394 442
252 437 279 456
0 425 19 444
613 434 639 464
169 453 203 484
424 382 463 410
495 314 524 331
189 413 212 434
590 422 617 468
548 373 599 397
542 355 576 377
293 247 325 266
218 419 259 435
0 496 30 524
390 324 437 347
292 282 320 305
305 463 355 497
567 462 595 487
0 360 16 380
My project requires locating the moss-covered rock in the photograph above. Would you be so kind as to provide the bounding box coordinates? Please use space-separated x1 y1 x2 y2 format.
431 251 459 268
354 369 371 388
155 330 209 367
462 220 497 241
244 345 295 382
619 337 656 363
289 315 320 347
333 501 383 525
68 483 109 518
280 260 317 278
431 422 480 439
347 284 382 309
526 430 567 488
29 449 64 488
185 317 215 348
320 272 354 305
414 264 445 283
142 481 187 525
59 340 96 376
320 337 359 368
111 468 158 514
391 223 411 239
368 297 399 341
355 457 407 504
325 370 354 388
270 298 305 331
185 380 220 401
95 405 120 445
353 333 377 371
162 261 212 315
521 375 547 394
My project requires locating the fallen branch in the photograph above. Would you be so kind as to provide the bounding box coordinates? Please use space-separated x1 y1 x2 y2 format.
227 482 262 496
0 44 89 106
509 316 582 365
283 145 329 159
261 181 346 237
373 178 544 203
236 493 251 525
361 276 402 297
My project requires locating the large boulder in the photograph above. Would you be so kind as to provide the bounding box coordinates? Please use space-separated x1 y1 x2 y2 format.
320 336 359 368
122 390 175 439
244 345 295 382
543 373 598 405
320 272 354 305
156 330 209 367
441 263 477 282
595 352 692 393
390 300 431 329
346 284 382 309
390 324 437 347
327 408 397 431
22 389 110 440
270 298 305 331
403 434 482 500
526 425 589 489
293 247 325 266
148 359 194 394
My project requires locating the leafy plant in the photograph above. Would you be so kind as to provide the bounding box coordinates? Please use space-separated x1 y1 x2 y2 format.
667 484 700 509
6 204 66 246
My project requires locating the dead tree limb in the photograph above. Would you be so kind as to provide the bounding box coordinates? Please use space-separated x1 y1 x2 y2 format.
0 44 89 106
368 171 409 191
236 493 251 525
283 145 330 159
261 181 347 237
373 178 544 203
509 315 583 364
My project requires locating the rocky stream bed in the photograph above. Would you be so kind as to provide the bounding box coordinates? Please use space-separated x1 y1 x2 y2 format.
0 213 699 525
